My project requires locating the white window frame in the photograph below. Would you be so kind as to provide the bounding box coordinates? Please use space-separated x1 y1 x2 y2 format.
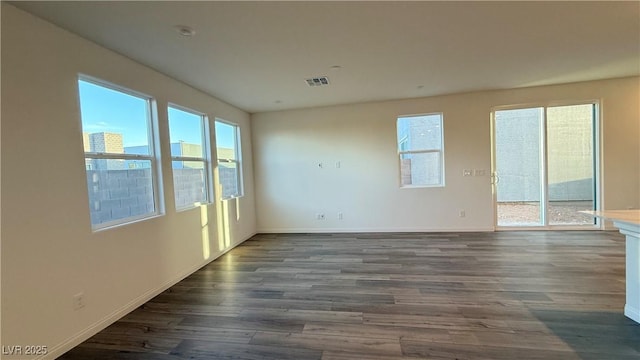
168 104 213 210
78 75 163 230
215 119 243 200
397 113 445 188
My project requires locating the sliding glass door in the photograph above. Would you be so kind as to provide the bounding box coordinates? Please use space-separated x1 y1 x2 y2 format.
493 103 597 228
494 108 544 226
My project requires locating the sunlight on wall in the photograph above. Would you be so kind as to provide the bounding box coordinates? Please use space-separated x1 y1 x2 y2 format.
215 199 232 251
214 165 232 251
223 200 231 248
200 204 210 260
215 167 224 251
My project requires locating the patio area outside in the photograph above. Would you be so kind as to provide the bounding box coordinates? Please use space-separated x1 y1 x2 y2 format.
497 200 595 226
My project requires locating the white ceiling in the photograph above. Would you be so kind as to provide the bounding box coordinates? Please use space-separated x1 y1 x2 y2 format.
11 1 640 113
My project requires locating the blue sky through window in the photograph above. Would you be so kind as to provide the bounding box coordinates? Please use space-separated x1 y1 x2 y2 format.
215 121 236 150
79 79 236 152
78 80 150 148
168 106 204 148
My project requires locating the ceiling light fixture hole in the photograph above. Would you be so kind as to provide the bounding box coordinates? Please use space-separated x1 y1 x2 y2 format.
175 25 196 37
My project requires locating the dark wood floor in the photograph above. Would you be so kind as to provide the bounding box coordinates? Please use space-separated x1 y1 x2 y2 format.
59 231 640 359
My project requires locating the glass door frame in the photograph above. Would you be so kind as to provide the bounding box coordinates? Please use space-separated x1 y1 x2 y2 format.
490 100 602 230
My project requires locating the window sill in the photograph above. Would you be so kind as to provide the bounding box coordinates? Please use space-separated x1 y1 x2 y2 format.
399 184 445 189
91 212 164 233
175 202 213 212
220 195 244 201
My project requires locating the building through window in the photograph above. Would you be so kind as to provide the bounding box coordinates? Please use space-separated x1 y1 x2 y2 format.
215 120 243 199
397 113 445 187
78 77 161 229
168 105 212 210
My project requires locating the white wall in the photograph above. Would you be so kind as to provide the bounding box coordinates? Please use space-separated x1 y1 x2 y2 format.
251 77 639 232
2 3 639 357
1 4 256 358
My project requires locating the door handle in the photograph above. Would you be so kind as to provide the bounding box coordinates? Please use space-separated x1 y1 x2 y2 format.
491 172 500 185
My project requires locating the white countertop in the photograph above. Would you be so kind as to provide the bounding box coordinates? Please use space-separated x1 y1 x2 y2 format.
581 210 640 226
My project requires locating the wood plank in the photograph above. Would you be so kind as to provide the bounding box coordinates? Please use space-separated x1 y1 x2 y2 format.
59 231 639 359
249 331 403 356
170 339 323 360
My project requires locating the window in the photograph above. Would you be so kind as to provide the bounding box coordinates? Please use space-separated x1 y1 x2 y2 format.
78 77 161 229
215 120 243 199
397 113 444 187
168 105 211 210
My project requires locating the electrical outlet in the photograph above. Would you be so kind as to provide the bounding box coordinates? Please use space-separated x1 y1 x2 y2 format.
463 169 472 177
73 292 85 310
459 210 466 218
316 213 326 220
338 212 343 220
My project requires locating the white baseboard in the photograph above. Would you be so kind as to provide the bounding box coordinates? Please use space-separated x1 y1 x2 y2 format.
256 227 495 233
43 260 208 359
43 232 256 360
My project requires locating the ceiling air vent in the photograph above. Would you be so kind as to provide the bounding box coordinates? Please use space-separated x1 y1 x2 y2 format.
305 76 330 87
